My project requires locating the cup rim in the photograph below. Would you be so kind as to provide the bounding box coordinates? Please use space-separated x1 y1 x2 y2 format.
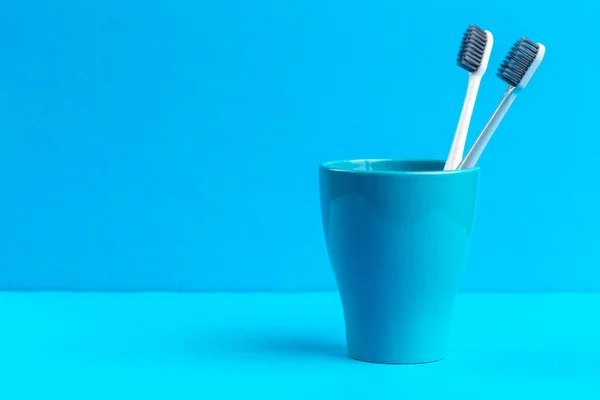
320 158 480 176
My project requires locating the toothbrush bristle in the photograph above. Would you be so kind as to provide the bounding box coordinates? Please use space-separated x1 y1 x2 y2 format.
457 24 487 73
497 37 540 86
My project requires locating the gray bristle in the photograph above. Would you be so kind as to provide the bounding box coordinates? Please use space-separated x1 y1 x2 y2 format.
497 37 539 86
457 24 487 73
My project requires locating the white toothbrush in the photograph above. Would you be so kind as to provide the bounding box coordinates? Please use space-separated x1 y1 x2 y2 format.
444 25 494 171
459 38 546 169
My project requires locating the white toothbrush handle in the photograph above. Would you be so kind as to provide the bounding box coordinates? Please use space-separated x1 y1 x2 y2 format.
444 74 482 171
459 88 518 169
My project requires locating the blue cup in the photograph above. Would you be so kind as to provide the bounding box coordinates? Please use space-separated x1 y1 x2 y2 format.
319 159 479 364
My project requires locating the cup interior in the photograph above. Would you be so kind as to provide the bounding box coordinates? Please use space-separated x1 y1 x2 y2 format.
322 159 446 173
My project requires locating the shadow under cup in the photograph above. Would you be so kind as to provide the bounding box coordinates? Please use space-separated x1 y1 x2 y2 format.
319 159 479 364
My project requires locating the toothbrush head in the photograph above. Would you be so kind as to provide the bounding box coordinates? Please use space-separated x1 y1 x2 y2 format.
497 37 546 89
457 24 493 76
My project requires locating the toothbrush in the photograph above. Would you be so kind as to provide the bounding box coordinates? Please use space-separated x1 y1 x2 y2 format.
444 25 494 171
458 38 546 169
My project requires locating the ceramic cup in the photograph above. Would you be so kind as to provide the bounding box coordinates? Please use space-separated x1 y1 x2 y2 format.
319 159 479 364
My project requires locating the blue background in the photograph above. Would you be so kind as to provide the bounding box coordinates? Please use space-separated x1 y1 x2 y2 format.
0 0 597 291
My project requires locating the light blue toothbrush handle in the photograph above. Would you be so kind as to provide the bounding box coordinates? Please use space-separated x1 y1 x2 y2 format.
459 90 518 169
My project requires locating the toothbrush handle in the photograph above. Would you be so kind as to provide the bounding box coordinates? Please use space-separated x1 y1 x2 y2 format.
444 75 481 171
459 90 518 169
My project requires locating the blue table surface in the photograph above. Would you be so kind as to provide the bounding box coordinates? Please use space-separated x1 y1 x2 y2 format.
2 293 598 399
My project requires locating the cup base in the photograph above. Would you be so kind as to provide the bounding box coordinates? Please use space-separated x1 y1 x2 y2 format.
347 348 446 365
348 355 445 365
345 333 449 364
